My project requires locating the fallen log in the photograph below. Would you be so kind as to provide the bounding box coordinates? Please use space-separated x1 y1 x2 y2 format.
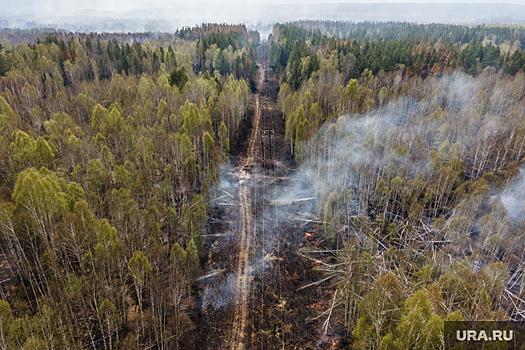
269 197 316 206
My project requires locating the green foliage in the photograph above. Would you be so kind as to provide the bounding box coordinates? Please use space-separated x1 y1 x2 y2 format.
169 67 189 91
170 242 187 270
10 130 55 169
128 251 151 276
380 290 443 349
203 131 215 167
0 300 13 348
180 101 201 135
65 181 84 211
13 167 66 221
128 250 151 311
219 121 230 158
186 238 200 279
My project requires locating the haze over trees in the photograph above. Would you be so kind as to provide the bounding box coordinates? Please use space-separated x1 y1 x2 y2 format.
273 20 525 347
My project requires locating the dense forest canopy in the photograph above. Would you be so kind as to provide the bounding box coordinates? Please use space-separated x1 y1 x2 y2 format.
0 23 255 349
270 21 525 89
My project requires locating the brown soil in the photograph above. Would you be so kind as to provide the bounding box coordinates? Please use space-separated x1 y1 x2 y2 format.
192 50 343 350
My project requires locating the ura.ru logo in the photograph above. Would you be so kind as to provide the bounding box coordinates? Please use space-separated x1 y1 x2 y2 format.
456 330 513 341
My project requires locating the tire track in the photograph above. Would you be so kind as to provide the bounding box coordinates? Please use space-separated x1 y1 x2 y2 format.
229 66 265 350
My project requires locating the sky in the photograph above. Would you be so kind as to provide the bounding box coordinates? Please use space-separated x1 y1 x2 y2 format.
2 0 525 34
7 0 525 11
71 0 525 6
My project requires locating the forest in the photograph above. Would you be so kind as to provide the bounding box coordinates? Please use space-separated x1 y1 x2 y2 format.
269 21 525 87
273 21 525 348
1 19 525 349
0 23 255 349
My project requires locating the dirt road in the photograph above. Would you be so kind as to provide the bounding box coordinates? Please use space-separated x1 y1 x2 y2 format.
229 65 265 350
195 56 323 350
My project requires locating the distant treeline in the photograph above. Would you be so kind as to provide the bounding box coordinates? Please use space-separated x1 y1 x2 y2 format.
0 23 261 48
283 21 525 45
0 28 169 46
178 23 260 46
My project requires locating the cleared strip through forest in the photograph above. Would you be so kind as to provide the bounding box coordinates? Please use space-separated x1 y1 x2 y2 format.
229 65 265 350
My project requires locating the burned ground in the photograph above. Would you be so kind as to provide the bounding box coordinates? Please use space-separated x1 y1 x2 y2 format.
191 57 344 349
